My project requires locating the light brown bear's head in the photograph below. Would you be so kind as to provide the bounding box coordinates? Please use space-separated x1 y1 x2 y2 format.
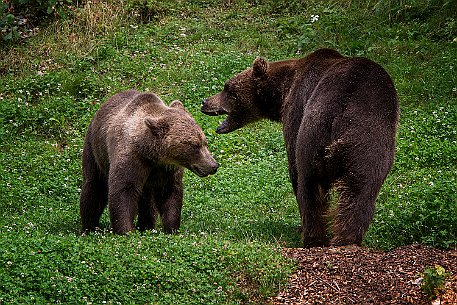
145 101 219 177
201 57 274 134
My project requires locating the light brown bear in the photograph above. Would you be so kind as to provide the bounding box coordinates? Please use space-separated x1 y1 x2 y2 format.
201 49 399 247
81 90 219 234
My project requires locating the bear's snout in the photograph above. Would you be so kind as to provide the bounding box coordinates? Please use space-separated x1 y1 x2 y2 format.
201 98 216 115
209 161 219 174
201 98 228 116
190 160 219 177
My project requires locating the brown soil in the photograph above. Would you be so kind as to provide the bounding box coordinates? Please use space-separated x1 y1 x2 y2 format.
269 244 457 305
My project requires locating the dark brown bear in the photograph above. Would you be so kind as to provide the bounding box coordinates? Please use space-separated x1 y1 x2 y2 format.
201 49 399 247
81 90 219 234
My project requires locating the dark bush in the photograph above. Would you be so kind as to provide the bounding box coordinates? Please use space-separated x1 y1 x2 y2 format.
1 0 75 43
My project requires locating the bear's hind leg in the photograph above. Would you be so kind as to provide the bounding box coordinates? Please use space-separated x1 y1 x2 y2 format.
137 185 157 231
80 179 108 232
297 179 330 248
156 171 184 234
330 180 378 246
326 132 393 246
80 144 108 233
159 190 183 234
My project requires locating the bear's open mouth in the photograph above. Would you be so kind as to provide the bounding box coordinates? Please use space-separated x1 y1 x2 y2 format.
201 108 229 116
201 100 229 116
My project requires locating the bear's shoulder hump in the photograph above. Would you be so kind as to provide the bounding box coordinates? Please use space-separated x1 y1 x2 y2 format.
126 92 166 113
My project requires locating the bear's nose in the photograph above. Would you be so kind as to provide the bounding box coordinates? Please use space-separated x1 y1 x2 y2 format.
201 98 207 106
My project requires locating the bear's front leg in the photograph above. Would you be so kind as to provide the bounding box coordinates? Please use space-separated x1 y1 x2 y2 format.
155 170 184 233
108 163 147 234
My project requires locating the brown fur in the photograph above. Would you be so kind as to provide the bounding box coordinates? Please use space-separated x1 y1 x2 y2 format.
201 49 399 247
81 90 218 234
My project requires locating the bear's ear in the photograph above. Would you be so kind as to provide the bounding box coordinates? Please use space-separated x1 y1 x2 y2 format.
170 100 186 110
144 117 159 130
252 57 268 79
144 117 167 133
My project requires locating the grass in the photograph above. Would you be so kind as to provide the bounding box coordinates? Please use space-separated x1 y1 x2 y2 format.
1 0 456 303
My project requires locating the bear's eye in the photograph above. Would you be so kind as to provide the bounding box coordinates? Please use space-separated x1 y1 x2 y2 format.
224 84 235 94
224 83 239 101
225 88 236 98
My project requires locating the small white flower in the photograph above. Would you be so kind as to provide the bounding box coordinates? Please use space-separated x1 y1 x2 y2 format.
311 14 319 23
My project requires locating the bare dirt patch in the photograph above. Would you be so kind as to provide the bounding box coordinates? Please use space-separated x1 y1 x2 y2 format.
269 244 457 304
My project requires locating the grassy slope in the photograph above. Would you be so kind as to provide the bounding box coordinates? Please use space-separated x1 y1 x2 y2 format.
1 1 456 303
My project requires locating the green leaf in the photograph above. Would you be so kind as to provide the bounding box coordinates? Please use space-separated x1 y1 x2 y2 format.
3 13 15 25
47 6 54 15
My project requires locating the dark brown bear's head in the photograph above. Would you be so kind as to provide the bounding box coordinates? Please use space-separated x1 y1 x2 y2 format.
201 57 271 134
145 101 219 177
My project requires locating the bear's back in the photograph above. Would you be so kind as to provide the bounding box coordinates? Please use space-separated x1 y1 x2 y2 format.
92 90 169 137
292 50 398 123
125 91 168 116
309 56 398 123
88 90 170 170
98 90 167 120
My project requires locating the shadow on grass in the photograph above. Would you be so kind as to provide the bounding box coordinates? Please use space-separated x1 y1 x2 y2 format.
44 215 110 236
238 219 303 248
44 212 305 249
44 218 82 236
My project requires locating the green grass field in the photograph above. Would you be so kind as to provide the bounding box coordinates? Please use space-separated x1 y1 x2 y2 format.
1 0 456 303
